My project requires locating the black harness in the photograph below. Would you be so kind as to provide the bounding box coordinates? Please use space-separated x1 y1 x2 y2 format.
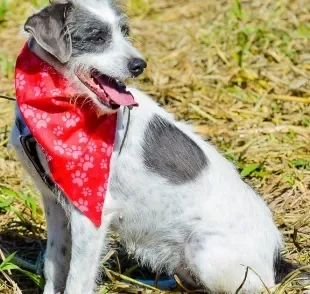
15 115 55 191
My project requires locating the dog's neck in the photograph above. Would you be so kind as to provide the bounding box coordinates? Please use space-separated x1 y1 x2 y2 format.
28 38 67 76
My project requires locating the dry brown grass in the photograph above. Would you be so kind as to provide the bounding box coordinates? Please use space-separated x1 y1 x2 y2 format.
0 0 309 293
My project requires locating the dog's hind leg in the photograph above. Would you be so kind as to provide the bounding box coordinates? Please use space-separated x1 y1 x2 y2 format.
184 233 276 294
64 208 112 294
42 193 71 294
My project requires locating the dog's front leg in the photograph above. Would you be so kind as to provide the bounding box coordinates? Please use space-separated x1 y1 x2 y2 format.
64 208 111 294
42 195 71 294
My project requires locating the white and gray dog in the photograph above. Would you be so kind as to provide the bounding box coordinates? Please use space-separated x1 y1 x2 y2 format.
10 0 307 293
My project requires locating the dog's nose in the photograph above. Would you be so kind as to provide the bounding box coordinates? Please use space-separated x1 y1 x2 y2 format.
128 58 147 77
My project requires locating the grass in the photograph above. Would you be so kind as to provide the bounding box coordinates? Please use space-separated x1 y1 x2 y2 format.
0 0 309 293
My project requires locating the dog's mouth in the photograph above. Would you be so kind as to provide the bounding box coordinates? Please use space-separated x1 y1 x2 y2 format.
76 70 138 110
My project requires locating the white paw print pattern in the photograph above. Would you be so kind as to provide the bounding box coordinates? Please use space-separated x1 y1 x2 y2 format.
34 82 47 97
52 99 61 106
40 72 49 77
87 141 97 153
51 89 61 96
82 187 92 197
101 142 113 156
62 112 80 128
20 105 35 118
96 203 103 212
73 198 89 212
32 113 51 129
78 154 94 171
97 186 106 198
71 170 88 187
66 161 75 171
53 140 68 154
66 145 82 159
78 132 88 143
97 177 109 197
100 158 108 170
53 126 64 136
16 73 26 90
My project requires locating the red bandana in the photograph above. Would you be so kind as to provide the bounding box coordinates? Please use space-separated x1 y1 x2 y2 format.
15 44 131 227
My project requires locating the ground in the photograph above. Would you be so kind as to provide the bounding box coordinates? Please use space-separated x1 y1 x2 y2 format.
0 0 309 293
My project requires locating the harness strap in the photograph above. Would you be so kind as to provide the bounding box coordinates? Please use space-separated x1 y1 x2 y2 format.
16 117 55 191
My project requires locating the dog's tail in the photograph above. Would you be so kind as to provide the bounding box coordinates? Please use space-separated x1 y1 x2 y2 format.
274 252 310 286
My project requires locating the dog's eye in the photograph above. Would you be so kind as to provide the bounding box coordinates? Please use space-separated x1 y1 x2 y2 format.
121 25 130 36
89 36 104 42
87 29 104 43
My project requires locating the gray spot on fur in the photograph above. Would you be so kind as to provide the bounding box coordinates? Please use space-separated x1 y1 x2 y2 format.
143 115 208 184
25 2 130 62
68 7 112 56
61 245 68 256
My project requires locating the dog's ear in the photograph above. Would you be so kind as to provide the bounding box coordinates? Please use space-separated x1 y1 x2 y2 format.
24 3 72 63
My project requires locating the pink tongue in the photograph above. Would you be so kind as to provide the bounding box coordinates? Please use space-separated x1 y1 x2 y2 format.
96 75 138 107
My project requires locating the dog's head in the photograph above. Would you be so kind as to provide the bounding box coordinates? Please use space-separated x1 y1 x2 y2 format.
24 0 146 112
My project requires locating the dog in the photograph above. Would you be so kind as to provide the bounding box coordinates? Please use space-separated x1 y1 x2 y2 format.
10 0 307 293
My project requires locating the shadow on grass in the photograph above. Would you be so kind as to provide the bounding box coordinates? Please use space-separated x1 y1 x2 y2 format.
0 230 46 293
0 229 192 293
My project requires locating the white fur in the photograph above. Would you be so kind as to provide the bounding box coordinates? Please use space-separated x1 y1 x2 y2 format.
109 89 283 293
69 0 143 82
10 0 285 293
11 89 283 293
